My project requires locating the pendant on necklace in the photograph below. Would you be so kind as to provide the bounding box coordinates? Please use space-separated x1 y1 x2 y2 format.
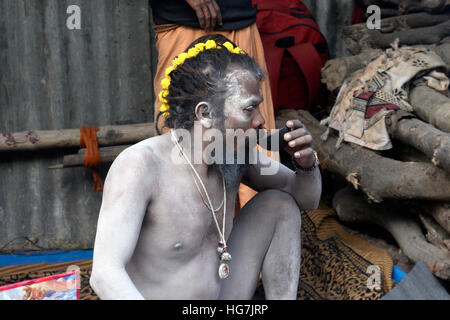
217 242 232 279
218 262 230 279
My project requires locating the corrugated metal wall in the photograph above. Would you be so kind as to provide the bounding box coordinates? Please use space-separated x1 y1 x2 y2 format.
0 0 353 252
303 0 355 58
0 0 156 251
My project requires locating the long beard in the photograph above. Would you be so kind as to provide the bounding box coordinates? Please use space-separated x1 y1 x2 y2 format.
212 150 250 189
213 162 249 189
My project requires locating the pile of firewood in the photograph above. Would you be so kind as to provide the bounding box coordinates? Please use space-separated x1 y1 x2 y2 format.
289 0 450 281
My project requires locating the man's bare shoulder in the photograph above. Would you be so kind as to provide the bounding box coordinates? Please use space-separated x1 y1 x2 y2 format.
105 134 170 187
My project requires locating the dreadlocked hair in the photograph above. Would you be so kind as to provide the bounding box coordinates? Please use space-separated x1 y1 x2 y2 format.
156 34 264 135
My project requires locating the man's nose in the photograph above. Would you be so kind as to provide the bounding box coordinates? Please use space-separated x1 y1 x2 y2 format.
252 110 265 129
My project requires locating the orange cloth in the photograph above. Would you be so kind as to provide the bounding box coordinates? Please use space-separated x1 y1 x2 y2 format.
152 24 278 207
80 126 103 192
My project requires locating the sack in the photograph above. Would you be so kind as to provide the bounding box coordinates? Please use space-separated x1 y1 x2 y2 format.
253 0 329 113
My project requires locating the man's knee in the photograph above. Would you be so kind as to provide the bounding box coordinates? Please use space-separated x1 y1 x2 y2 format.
256 189 301 222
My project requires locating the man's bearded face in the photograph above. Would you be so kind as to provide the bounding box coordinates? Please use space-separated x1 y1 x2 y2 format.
210 68 265 188
217 68 265 149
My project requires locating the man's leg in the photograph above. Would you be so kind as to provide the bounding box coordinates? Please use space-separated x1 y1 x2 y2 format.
218 189 302 300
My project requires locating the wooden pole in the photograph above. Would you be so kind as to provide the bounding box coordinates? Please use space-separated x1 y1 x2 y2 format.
48 145 131 169
1 123 155 152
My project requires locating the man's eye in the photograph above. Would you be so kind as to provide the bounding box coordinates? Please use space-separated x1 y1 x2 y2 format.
244 106 255 112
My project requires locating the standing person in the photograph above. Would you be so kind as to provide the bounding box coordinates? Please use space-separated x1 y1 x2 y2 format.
150 0 277 206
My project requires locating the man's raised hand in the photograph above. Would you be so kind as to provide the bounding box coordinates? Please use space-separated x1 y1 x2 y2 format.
283 120 315 169
185 0 223 32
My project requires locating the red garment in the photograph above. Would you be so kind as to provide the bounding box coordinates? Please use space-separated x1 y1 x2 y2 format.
253 0 329 112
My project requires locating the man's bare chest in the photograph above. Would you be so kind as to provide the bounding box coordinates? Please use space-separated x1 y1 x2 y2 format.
141 168 239 255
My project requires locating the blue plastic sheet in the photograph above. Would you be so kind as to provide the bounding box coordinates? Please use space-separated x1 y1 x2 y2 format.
392 265 407 283
0 250 93 267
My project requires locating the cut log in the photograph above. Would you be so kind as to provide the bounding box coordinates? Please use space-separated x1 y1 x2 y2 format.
1 123 155 152
381 8 401 18
321 43 449 92
321 49 383 92
399 0 450 14
49 145 130 169
430 42 450 66
418 213 450 250
291 109 450 202
388 112 450 172
333 186 450 280
342 13 450 54
422 202 450 233
409 86 450 133
354 0 450 16
388 140 430 163
343 224 416 273
356 0 400 8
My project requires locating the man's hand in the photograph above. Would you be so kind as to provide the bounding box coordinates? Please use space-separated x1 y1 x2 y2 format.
185 0 223 32
283 120 315 169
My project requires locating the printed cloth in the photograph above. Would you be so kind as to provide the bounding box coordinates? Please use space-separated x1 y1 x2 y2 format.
321 44 449 150
0 260 98 300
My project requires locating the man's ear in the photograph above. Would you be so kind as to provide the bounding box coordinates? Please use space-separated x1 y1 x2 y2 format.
195 101 213 129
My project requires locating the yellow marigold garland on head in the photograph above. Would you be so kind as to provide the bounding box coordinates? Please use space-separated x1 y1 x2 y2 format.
158 40 245 117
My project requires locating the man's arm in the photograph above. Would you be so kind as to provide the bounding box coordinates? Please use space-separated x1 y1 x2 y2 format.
243 120 322 210
90 146 154 300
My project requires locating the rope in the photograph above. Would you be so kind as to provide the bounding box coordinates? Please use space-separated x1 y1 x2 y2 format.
79 126 103 192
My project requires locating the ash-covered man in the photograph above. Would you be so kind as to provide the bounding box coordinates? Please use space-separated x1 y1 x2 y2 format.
90 35 322 300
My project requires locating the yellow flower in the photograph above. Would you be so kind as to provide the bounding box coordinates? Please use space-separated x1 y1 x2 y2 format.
162 112 170 117
178 52 189 62
223 41 234 52
172 56 183 67
158 90 168 104
194 43 206 52
233 47 245 54
172 52 189 67
161 76 171 89
165 66 174 76
205 40 217 50
161 89 169 97
188 47 200 58
160 103 170 112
